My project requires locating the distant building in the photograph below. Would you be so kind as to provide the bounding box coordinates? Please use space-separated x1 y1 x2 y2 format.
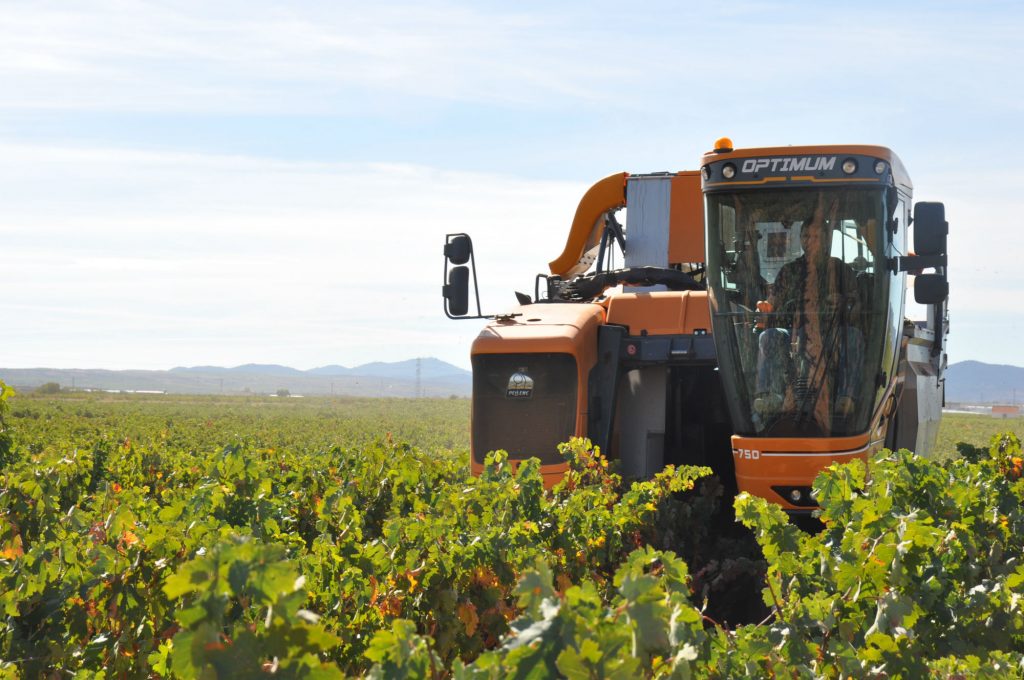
991 405 1020 419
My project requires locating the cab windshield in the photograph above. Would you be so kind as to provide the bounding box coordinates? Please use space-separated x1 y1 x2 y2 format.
706 188 891 437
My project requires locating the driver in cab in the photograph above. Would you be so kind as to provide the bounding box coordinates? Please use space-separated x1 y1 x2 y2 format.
754 209 863 419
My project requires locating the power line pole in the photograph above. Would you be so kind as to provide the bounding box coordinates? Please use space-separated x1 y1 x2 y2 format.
416 357 422 398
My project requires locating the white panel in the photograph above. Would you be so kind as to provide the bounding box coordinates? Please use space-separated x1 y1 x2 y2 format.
624 176 671 268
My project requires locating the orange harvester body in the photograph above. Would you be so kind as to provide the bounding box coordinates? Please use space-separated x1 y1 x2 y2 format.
446 140 948 512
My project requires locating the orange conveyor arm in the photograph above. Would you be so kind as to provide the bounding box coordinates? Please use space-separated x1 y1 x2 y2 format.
547 172 628 278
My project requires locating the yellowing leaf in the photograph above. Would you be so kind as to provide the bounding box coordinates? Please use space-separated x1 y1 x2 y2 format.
456 602 479 637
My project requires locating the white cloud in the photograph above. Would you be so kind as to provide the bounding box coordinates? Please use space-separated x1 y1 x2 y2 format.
0 1 633 113
0 142 583 369
0 137 1018 368
19 2 1022 117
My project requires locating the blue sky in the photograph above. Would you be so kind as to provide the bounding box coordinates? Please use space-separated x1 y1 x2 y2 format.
1 1 1020 370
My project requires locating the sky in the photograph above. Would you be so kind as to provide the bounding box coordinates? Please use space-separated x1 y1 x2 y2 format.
1 0 1021 371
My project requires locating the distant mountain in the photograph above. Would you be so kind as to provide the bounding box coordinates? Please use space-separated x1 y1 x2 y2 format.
231 364 306 376
945 360 1024 404
306 365 352 376
1 358 471 398
171 364 305 376
349 358 469 381
307 358 467 381
169 365 231 373
7 357 1008 403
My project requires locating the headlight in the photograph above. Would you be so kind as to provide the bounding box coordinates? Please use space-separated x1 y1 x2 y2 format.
874 160 887 174
722 163 736 179
842 158 858 175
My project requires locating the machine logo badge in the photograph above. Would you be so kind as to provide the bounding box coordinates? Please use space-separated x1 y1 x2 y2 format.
506 370 534 399
740 156 837 174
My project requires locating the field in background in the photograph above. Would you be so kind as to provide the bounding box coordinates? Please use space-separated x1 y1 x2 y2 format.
935 411 1024 460
7 392 1004 464
2 390 1023 676
8 392 471 455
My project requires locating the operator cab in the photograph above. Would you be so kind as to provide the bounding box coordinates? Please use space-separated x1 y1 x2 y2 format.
705 183 896 438
701 141 948 508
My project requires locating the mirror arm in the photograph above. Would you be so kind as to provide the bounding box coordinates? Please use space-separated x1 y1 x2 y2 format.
442 232 524 321
932 299 946 357
898 253 947 272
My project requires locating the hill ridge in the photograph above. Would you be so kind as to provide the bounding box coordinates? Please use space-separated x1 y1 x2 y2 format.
1 358 471 398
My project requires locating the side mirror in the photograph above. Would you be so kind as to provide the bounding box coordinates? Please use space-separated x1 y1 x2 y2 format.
908 203 950 359
913 202 948 256
444 235 472 265
441 232 521 321
442 233 485 319
444 266 470 316
915 273 948 304
899 201 948 276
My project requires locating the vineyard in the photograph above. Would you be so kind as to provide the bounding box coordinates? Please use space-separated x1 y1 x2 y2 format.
1 387 1023 678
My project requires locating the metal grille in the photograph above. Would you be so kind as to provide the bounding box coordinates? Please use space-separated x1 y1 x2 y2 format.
472 353 578 466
